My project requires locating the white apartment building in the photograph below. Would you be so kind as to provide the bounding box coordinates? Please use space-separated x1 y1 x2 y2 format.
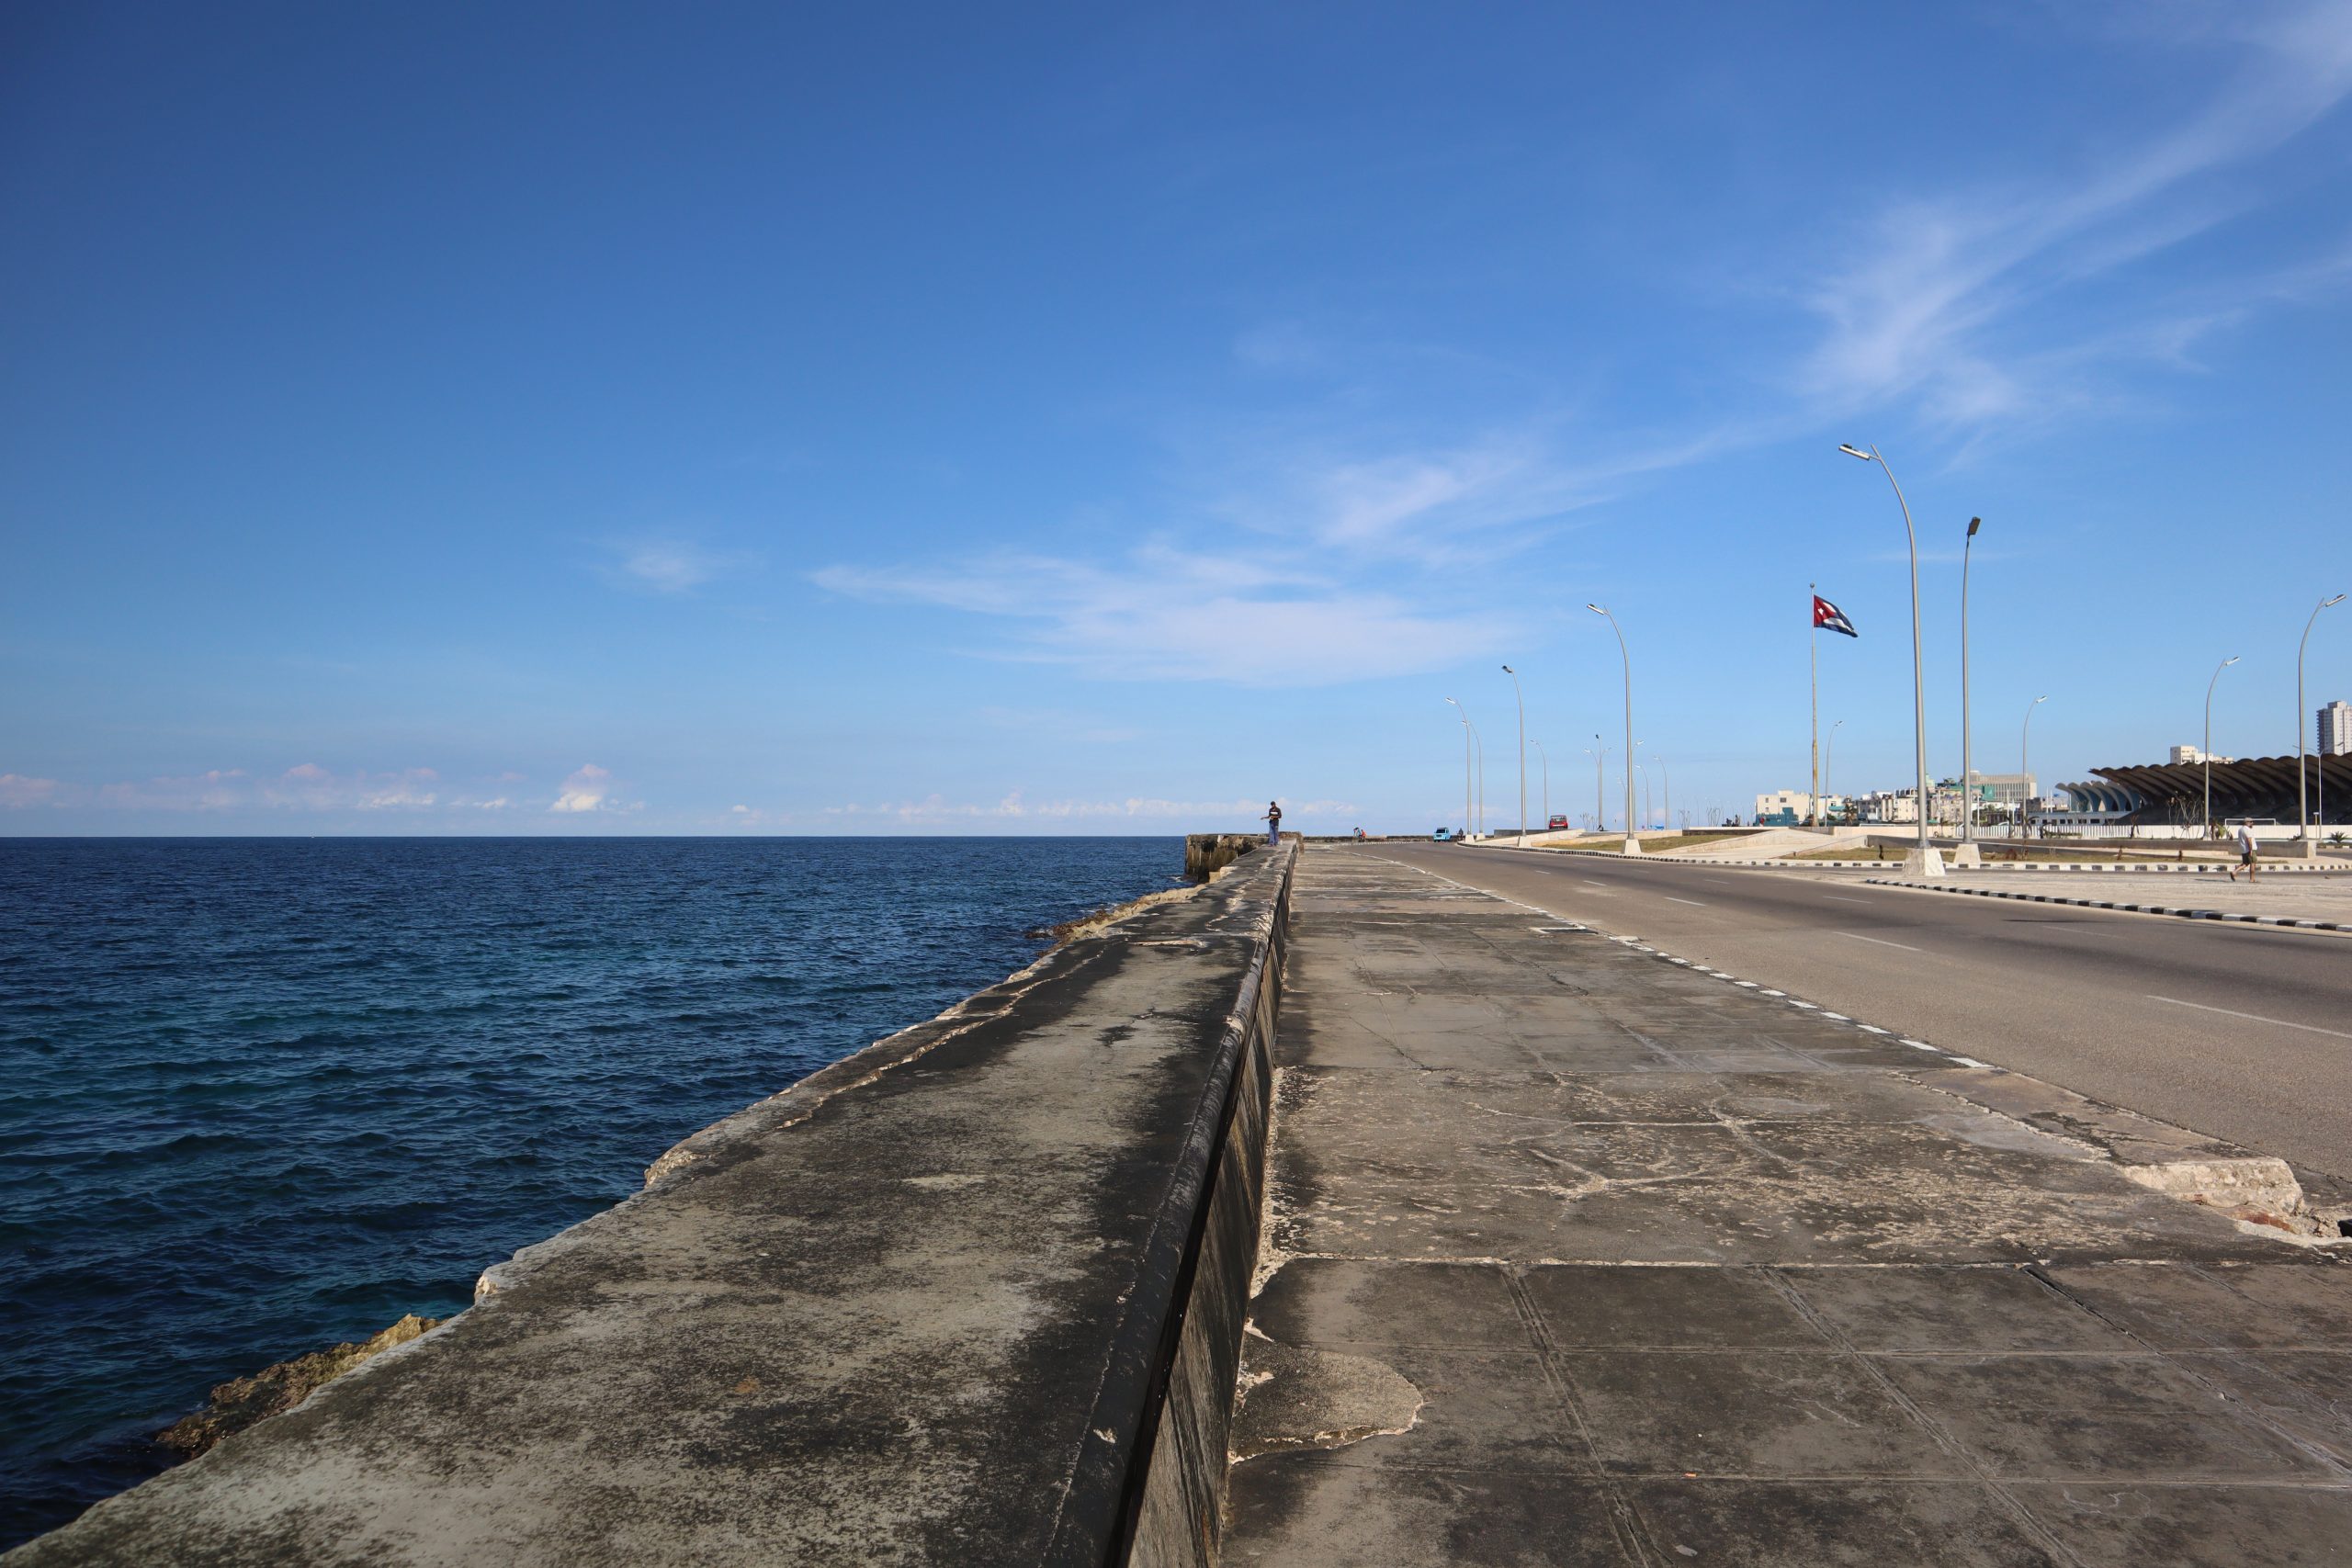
2322 701 2352 757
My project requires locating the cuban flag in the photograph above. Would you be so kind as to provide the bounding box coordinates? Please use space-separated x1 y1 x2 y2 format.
1812 594 1858 637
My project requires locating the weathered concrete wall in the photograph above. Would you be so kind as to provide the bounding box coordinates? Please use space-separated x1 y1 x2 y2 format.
1184 832 1280 880
1125 847 1287 1568
8 846 1297 1568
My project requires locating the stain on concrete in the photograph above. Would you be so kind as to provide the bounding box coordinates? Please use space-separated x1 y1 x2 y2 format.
1228 1329 1421 1461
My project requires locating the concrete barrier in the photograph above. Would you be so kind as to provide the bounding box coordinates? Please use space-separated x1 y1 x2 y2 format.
9 845 1298 1568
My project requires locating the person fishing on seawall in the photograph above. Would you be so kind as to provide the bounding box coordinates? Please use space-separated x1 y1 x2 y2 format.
1263 799 1283 846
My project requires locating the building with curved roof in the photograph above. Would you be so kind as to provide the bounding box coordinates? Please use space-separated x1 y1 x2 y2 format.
2060 753 2352 825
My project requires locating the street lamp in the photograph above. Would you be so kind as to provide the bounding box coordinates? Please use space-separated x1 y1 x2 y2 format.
1444 697 1473 839
2298 594 2345 852
1961 516 1983 848
1501 665 1527 845
1657 756 1671 836
2020 695 2047 840
1589 606 1638 852
1839 444 1939 875
1532 739 1550 833
1634 739 1650 830
1585 737 1607 834
2203 656 2239 840
1824 718 1844 821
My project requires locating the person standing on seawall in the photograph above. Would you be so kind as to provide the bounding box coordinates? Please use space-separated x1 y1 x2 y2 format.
1264 800 1283 846
2228 819 2259 883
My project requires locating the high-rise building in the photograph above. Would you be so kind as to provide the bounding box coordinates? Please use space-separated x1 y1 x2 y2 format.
2322 701 2352 757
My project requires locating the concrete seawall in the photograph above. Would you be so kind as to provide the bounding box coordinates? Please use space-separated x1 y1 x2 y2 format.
10 846 1295 1568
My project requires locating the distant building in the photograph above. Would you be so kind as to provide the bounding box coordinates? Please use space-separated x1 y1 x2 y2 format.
1962 771 2034 809
2168 744 2229 765
2322 701 2352 758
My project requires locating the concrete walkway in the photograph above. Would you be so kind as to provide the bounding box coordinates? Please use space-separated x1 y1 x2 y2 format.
1222 850 2352 1566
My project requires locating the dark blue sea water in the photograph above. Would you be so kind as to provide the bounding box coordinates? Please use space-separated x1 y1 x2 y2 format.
0 836 1179 1548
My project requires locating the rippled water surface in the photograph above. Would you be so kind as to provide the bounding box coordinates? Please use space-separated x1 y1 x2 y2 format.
0 836 1178 1546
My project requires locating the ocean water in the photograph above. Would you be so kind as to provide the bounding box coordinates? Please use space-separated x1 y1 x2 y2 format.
0 836 1180 1548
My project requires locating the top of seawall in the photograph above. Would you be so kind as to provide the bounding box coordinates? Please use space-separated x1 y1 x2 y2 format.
10 845 1295 1568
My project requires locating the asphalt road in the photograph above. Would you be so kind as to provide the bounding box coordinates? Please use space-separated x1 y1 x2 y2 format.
1340 842 2352 1188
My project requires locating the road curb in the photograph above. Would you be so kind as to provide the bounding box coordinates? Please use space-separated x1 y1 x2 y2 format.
1860 876 2349 931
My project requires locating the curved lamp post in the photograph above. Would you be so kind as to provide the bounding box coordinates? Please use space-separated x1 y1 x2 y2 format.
1532 739 1550 833
1961 515 1983 843
2299 594 2345 850
1657 756 1671 834
2020 695 2047 840
1589 605 1638 852
1444 697 1473 839
1839 445 1939 875
1502 664 1527 845
1634 739 1650 831
1585 738 1606 834
2203 656 2239 840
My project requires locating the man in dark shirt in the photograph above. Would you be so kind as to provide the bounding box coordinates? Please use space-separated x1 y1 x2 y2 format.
1264 800 1283 845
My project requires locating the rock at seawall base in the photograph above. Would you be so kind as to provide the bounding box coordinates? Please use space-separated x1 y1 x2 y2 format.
156 1314 441 1459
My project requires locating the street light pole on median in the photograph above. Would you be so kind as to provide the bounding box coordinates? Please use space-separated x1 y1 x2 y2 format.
1502 665 1527 844
2021 695 2047 840
1839 444 1940 877
1824 718 1844 821
2203 656 2238 840
1532 739 1550 833
1445 697 1472 839
1589 604 1639 854
2297 594 2345 851
1961 516 1982 846
1587 737 1605 833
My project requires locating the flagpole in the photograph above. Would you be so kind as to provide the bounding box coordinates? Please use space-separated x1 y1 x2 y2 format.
1809 583 1819 829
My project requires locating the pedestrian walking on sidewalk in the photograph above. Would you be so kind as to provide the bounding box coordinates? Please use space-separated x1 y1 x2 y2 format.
1263 800 1283 846
2228 820 2259 882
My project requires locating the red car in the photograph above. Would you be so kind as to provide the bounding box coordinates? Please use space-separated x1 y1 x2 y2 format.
1547 815 1570 830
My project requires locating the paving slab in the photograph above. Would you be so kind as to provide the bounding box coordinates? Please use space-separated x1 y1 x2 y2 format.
1223 849 2352 1566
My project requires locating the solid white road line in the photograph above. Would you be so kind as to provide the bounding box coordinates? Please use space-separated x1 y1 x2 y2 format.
2145 995 2352 1041
1664 897 1706 907
1823 896 1872 905
1838 931 1923 953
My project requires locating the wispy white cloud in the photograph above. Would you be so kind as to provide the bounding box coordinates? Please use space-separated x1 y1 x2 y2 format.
820 792 1358 822
818 544 1507 685
95 770 253 811
1800 2 2352 426
600 538 755 595
266 763 442 811
0 773 62 807
550 762 639 814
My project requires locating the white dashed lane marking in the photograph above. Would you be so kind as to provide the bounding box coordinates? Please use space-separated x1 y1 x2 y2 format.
2146 995 2352 1042
1838 931 1923 953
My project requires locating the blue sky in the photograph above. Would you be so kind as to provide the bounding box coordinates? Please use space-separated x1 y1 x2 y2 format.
5 2 2349 834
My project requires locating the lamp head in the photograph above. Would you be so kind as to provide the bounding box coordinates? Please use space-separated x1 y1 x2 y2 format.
1586 603 1606 615
2326 594 2347 608
1838 444 1873 461
1968 516 1982 537
2035 694 2048 704
1501 663 1514 673
2223 656 2240 667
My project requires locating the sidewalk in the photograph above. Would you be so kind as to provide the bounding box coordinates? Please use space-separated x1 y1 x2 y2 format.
1863 868 2352 932
1222 849 2352 1567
